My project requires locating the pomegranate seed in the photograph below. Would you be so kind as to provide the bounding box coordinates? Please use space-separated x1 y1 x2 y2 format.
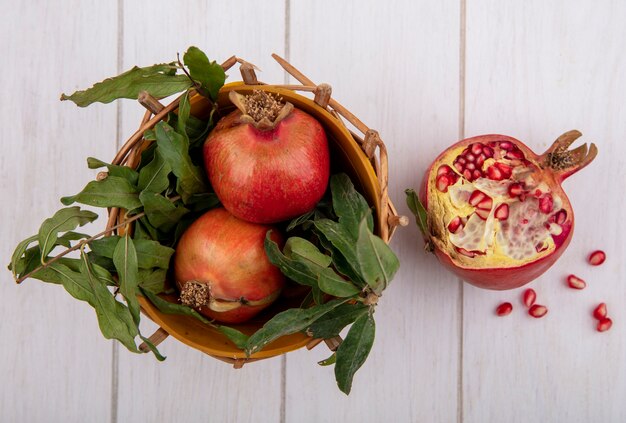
522 289 537 308
495 302 513 316
457 157 466 165
533 189 542 198
437 165 454 176
469 190 486 206
538 195 554 214
505 149 524 160
456 247 476 258
486 165 504 180
466 162 476 171
447 216 463 233
528 304 548 318
454 161 464 172
436 174 453 192
519 193 527 202
477 197 493 210
588 250 606 266
472 170 483 180
593 303 607 320
548 223 563 236
471 143 483 155
566 274 586 290
466 153 476 162
555 209 567 225
495 162 513 178
508 183 524 197
482 146 494 158
463 169 472 180
475 208 491 220
499 141 513 151
597 317 613 332
494 203 509 220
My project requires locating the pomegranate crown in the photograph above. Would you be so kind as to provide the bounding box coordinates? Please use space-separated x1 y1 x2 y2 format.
229 90 294 131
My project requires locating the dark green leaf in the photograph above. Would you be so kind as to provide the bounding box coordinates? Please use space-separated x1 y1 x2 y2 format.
308 303 369 339
155 121 207 202
283 237 332 268
182 46 226 101
38 207 98 261
177 90 191 142
87 157 139 186
185 193 220 212
216 326 249 350
139 191 189 232
134 217 160 241
313 219 364 286
335 313 376 395
137 149 171 193
137 268 167 294
60 63 193 107
244 298 348 356
317 268 361 298
355 218 400 295
141 289 212 325
286 210 315 232
60 177 142 211
330 173 373 236
405 188 429 239
318 353 336 366
56 231 90 247
264 233 319 288
89 236 174 269
113 235 140 324
139 335 166 361
9 235 38 279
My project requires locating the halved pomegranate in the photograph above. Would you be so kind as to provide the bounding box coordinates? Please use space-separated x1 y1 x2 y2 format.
409 130 597 290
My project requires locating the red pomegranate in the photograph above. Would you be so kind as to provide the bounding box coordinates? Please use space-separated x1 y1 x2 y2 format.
173 207 285 323
203 90 330 224
414 130 597 290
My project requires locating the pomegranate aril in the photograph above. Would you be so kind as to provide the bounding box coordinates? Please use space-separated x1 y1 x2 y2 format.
466 162 476 171
495 302 513 316
447 216 463 233
505 149 524 160
487 165 504 180
566 274 586 290
457 157 466 165
538 195 554 214
555 209 567 225
470 143 483 155
436 174 453 192
494 203 509 220
476 155 485 168
593 303 607 320
437 165 454 176
508 183 524 197
522 288 536 308
499 141 513 151
454 162 464 173
528 304 548 318
548 223 563 236
495 162 513 178
475 208 491 220
469 190 486 207
588 250 606 266
482 146 494 158
466 153 476 162
597 317 613 332
463 169 472 180
472 170 482 180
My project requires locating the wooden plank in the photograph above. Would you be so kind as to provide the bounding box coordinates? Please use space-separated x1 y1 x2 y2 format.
116 1 287 421
463 1 626 421
286 1 462 420
0 2 119 422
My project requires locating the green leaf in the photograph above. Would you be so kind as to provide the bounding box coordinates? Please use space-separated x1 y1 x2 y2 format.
318 352 336 366
182 46 226 101
139 191 189 232
141 289 212 325
283 237 332 268
50 259 140 353
335 312 376 395
87 157 139 186
317 268 361 298
56 231 90 247
355 218 400 295
308 303 370 339
89 236 174 269
137 149 171 193
60 63 193 107
61 177 142 211
264 233 320 288
286 210 315 232
137 268 167 294
155 121 207 202
38 207 98 262
405 188 429 239
185 193 220 212
113 235 140 324
9 235 38 278
139 335 166 361
330 173 373 237
244 298 348 356
313 219 364 286
216 326 250 350
176 90 191 142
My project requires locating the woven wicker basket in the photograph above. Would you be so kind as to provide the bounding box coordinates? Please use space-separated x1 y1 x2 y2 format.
106 55 406 367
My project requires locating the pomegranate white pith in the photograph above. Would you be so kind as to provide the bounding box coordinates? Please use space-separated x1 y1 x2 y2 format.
422 130 597 290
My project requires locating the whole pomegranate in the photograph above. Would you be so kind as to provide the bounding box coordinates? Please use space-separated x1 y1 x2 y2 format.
412 130 597 290
173 207 285 323
203 89 330 224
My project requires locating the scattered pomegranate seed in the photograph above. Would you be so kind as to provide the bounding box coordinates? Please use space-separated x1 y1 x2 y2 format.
469 190 486 207
508 183 524 197
528 304 548 318
588 250 606 266
494 204 509 220
496 302 513 316
522 289 537 308
538 195 554 214
477 197 493 211
475 208 491 220
447 216 463 233
593 303 607 320
597 317 613 332
566 274 586 290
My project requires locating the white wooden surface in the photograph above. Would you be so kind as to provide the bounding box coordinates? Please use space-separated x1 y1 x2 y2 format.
1 1 624 422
